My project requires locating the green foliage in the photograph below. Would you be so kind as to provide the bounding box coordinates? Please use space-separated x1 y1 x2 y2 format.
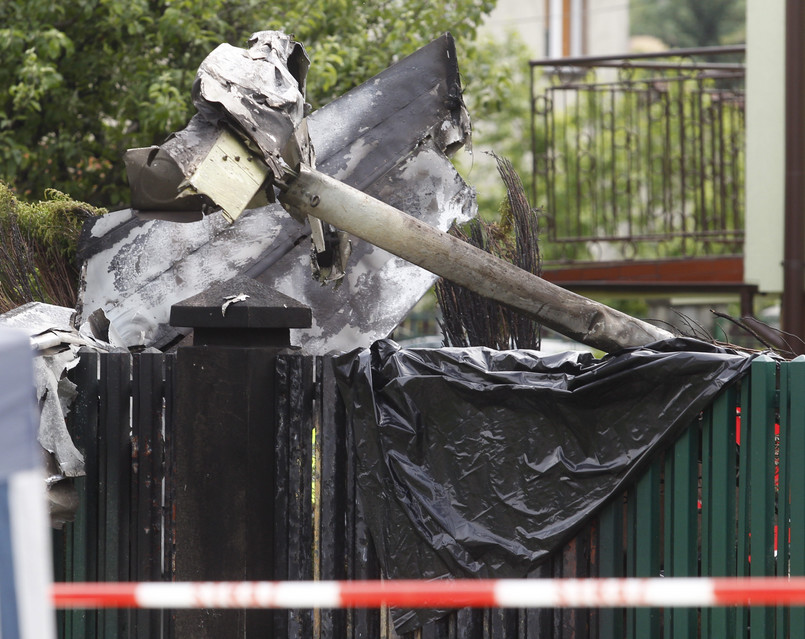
453 32 539 222
0 0 497 208
0 180 105 311
631 0 746 48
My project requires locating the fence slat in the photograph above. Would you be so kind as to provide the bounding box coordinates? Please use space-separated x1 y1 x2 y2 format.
560 533 590 639
421 615 451 639
783 357 805 637
455 608 483 639
351 462 382 638
625 482 637 639
163 352 176 639
319 356 348 639
67 350 100 638
748 356 777 637
700 398 713 636
737 372 752 638
99 351 132 638
664 422 699 639
777 360 791 639
633 464 661 637
344 367 381 639
596 495 624 639
524 562 555 639
274 355 291 639
701 386 738 637
287 355 315 638
131 353 166 638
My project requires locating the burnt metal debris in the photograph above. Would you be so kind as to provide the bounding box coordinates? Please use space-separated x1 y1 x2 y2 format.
0 302 113 528
77 32 475 353
77 29 671 356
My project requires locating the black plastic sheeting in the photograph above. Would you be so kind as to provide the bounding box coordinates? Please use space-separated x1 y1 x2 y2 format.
333 337 755 632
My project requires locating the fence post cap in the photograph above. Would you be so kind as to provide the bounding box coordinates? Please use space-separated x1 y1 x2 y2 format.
169 275 311 346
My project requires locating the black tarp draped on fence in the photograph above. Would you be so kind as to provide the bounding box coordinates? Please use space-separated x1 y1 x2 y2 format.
334 338 755 632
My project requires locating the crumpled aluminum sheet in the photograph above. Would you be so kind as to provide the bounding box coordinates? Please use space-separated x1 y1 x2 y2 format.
0 303 119 528
0 303 87 477
192 31 311 177
76 33 475 354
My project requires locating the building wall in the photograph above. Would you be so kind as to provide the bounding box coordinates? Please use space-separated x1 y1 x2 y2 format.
479 0 630 60
744 0 786 293
584 0 631 57
480 0 545 55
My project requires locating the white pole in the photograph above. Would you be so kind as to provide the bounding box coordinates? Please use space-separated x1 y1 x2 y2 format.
279 166 673 353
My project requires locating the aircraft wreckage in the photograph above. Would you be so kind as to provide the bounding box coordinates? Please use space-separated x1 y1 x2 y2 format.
75 30 671 355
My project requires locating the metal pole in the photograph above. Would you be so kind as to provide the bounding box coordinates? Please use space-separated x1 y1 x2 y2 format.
279 166 673 353
782 0 805 352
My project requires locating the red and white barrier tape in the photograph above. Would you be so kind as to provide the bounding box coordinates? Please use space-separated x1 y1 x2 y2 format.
51 578 805 609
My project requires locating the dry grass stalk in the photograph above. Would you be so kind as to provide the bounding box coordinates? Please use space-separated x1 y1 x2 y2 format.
436 154 543 350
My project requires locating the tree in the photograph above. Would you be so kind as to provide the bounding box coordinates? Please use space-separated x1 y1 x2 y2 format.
0 0 496 208
630 0 746 49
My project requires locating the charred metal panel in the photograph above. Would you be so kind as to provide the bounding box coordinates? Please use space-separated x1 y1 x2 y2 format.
76 206 302 348
76 33 474 353
307 32 468 192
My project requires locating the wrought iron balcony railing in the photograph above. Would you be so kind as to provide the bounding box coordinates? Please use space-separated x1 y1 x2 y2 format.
530 46 745 265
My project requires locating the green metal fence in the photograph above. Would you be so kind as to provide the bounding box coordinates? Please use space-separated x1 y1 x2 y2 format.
589 354 805 639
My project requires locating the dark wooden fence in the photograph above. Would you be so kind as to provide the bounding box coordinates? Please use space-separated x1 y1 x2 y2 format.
54 350 175 639
53 350 805 638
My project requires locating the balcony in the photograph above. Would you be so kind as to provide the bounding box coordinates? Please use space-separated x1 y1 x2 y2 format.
529 46 753 312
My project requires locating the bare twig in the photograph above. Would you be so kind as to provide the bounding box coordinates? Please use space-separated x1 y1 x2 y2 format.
671 308 713 341
436 154 544 350
709 309 800 357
